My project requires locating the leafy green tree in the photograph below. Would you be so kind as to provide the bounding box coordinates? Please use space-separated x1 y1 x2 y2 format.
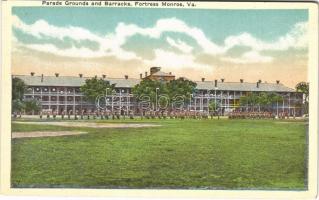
132 79 167 109
295 82 309 100
166 78 197 104
24 99 41 114
239 95 249 107
295 82 309 114
132 78 197 110
239 92 259 111
270 93 283 115
267 92 283 104
80 77 115 103
240 92 283 113
250 93 259 110
12 77 26 101
208 100 219 112
258 92 270 106
12 77 27 114
12 99 25 113
257 92 275 111
158 95 169 109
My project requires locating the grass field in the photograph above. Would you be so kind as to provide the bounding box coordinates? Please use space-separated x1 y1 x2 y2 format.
11 118 307 190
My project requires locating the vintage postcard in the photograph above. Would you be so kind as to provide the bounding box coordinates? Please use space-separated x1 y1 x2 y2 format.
0 0 318 199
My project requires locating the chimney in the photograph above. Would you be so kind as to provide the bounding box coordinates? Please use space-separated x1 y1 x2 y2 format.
214 79 218 87
55 73 59 77
145 72 148 77
169 72 172 75
79 74 83 78
140 73 143 79
221 78 225 83
41 74 44 82
102 74 106 79
257 82 260 88
125 75 128 80
30 72 35 76
276 80 280 84
240 79 243 83
201 78 205 82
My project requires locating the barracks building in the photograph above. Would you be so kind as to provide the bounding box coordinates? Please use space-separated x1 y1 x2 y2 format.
13 67 304 116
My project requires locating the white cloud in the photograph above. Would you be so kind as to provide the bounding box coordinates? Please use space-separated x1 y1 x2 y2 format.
12 15 103 42
12 16 225 59
12 14 308 66
166 37 193 54
21 43 139 60
223 22 308 52
12 15 140 60
144 49 212 72
220 22 307 63
113 18 224 54
221 50 273 64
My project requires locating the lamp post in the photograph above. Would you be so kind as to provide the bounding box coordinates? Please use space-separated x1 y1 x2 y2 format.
207 90 210 113
189 93 193 111
111 89 115 113
214 87 217 107
276 99 279 117
282 95 285 114
155 87 159 111
194 92 197 112
120 89 125 115
288 93 291 116
105 88 109 111
124 89 129 115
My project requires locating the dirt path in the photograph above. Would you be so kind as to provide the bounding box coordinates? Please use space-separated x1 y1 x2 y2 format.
12 131 87 138
13 121 161 128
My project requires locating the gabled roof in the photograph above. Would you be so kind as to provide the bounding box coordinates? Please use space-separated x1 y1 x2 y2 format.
107 78 141 88
13 75 141 88
13 75 295 92
195 81 295 92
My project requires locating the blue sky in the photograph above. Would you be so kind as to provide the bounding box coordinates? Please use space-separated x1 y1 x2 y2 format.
13 7 307 42
11 7 308 87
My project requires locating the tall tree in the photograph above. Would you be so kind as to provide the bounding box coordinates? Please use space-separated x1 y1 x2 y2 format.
239 92 259 111
12 77 27 113
80 77 114 103
132 78 196 111
257 92 273 111
271 93 283 116
239 95 249 107
295 82 309 100
166 78 197 104
208 100 219 112
24 99 41 114
12 99 25 113
295 82 309 114
12 77 26 101
132 79 167 109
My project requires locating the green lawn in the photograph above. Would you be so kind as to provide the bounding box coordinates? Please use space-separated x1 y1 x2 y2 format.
11 118 307 190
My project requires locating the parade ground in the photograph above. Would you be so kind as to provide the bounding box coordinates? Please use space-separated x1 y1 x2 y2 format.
11 118 307 189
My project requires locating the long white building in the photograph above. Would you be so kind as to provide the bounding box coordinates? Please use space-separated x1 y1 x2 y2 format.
13 67 303 116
